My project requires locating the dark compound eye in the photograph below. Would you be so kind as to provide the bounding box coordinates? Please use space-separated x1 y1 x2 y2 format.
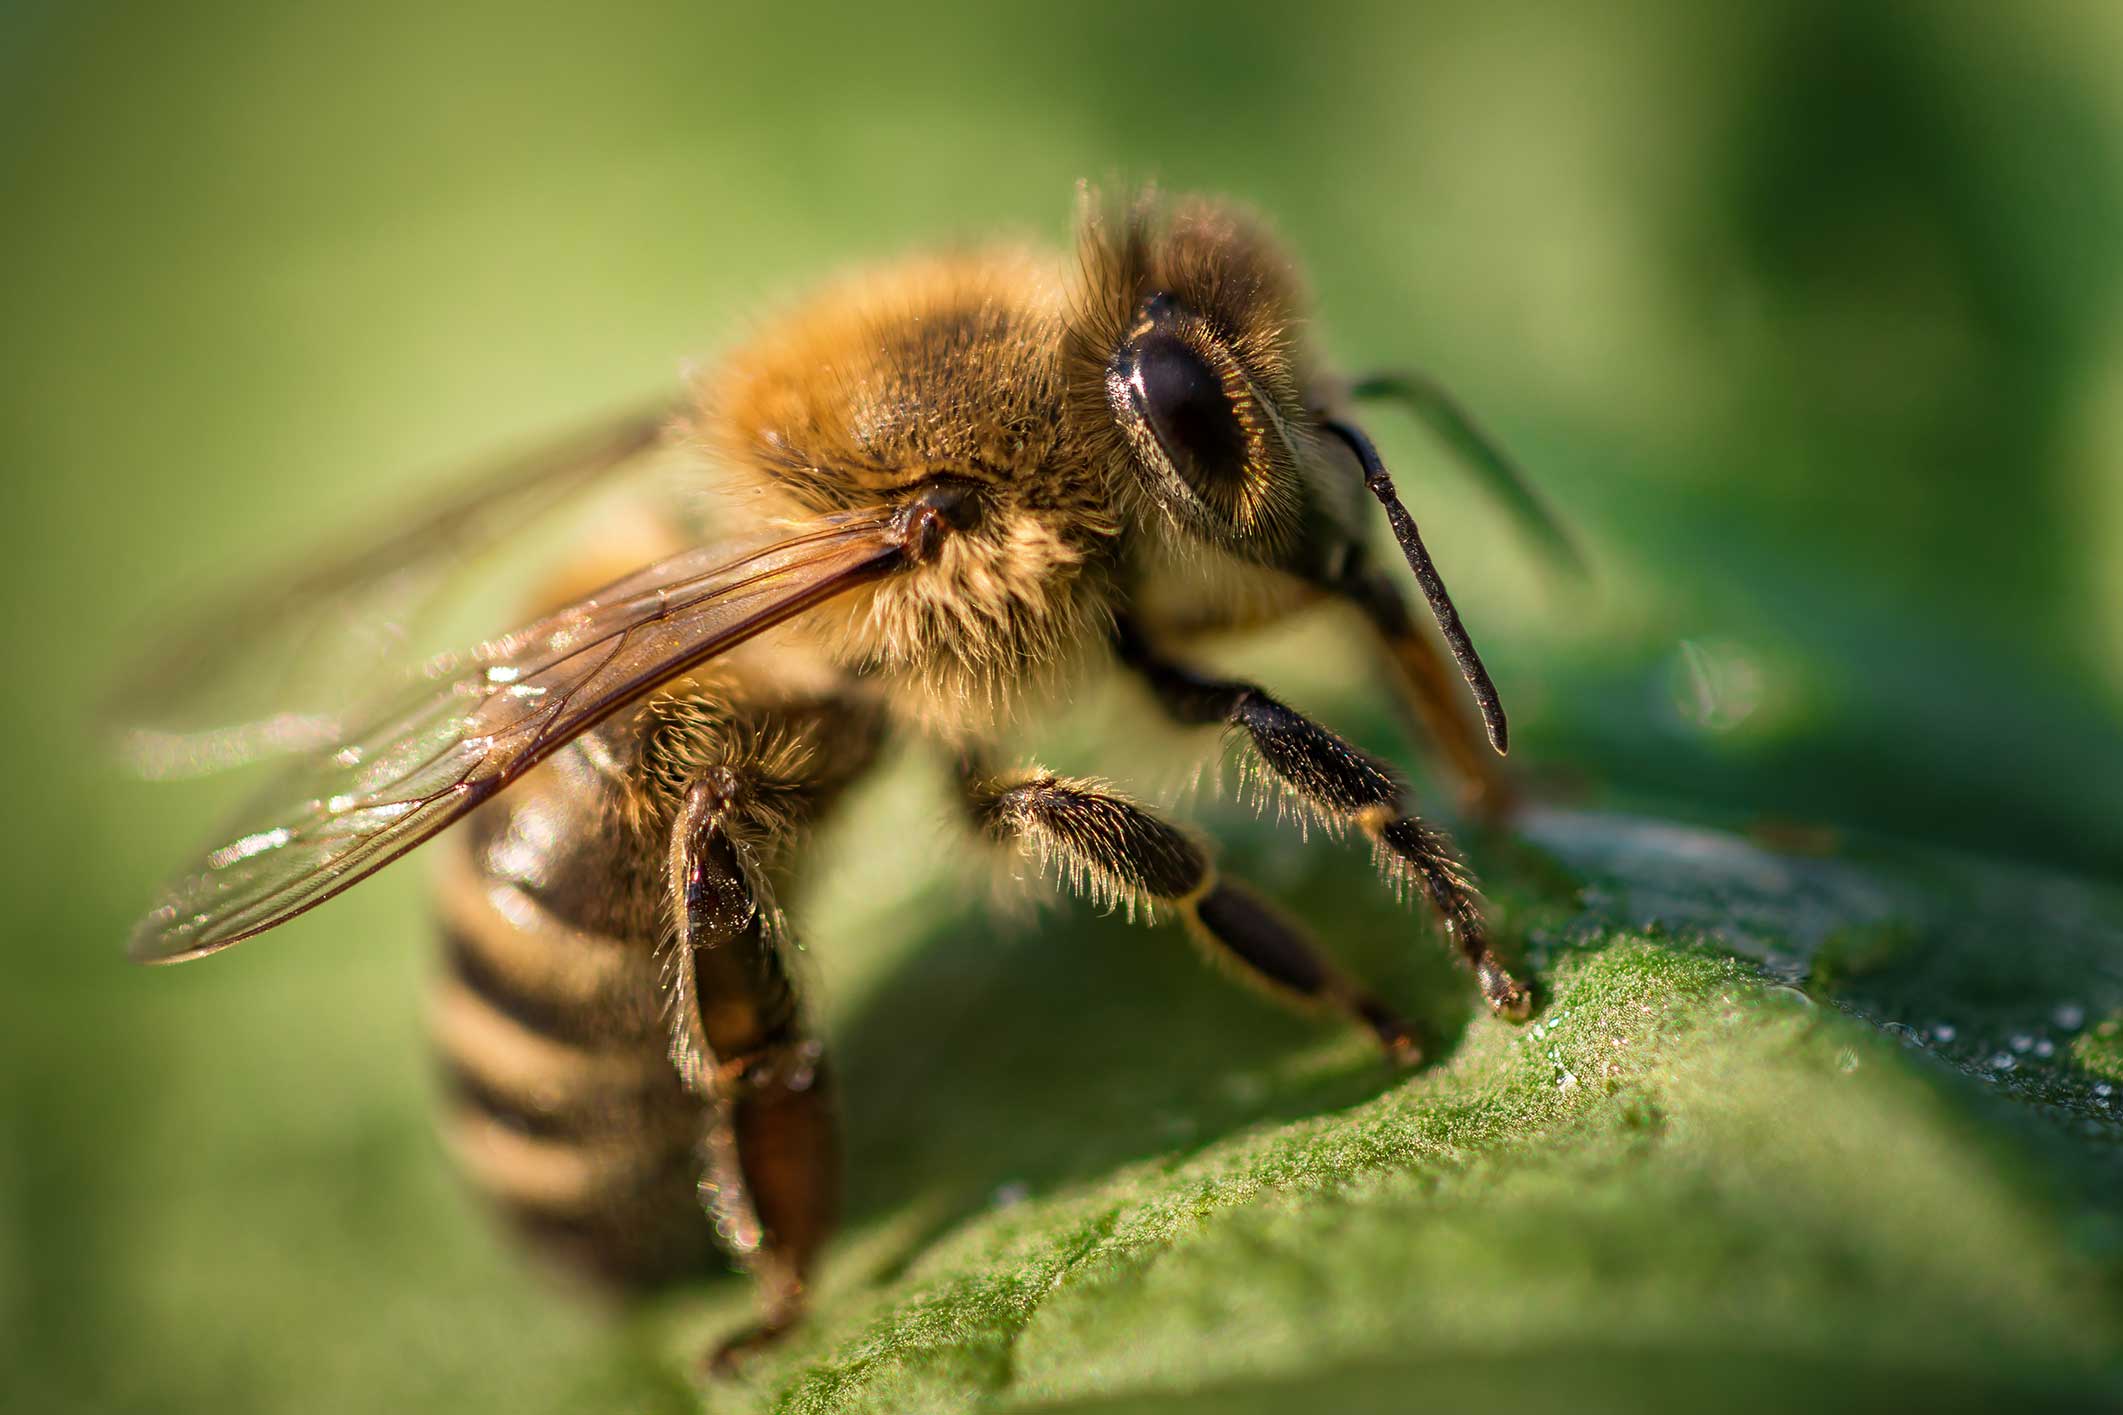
1132 332 1248 501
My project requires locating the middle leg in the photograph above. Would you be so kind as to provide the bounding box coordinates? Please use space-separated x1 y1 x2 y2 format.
964 765 1421 1064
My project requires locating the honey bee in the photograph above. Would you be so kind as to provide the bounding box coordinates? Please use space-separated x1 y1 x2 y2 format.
122 186 1577 1369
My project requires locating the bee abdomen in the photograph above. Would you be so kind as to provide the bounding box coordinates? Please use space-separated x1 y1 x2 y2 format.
431 847 715 1288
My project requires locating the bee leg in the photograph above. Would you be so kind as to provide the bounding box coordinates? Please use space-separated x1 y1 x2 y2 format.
1338 559 1516 822
1114 626 1533 1021
668 774 837 1375
965 766 1422 1065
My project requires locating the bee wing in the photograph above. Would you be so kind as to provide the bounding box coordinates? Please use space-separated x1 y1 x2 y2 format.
130 510 912 964
107 400 683 779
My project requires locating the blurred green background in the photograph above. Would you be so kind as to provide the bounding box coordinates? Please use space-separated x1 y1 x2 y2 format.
5 3 2122 1413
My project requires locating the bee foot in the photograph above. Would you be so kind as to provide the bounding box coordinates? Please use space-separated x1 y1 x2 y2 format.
1480 962 1534 1021
701 1318 794 1380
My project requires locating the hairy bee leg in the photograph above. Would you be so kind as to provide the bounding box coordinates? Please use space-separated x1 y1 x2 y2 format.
965 768 1421 1063
1342 564 1517 822
1114 629 1533 1021
669 775 837 1375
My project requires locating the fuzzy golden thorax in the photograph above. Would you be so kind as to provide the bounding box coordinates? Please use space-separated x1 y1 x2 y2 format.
695 249 1123 733
688 194 1346 737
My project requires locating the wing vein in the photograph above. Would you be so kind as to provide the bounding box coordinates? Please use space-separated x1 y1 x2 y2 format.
131 513 912 963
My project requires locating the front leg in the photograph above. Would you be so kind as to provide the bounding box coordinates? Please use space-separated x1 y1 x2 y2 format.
1337 559 1518 822
1115 622 1533 1020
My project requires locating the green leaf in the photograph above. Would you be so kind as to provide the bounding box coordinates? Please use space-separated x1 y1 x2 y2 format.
678 807 2123 1412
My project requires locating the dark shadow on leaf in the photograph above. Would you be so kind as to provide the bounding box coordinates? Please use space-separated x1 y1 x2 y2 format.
826 817 1492 1272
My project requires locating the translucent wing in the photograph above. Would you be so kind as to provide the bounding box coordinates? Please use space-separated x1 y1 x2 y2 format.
108 399 682 779
131 509 919 964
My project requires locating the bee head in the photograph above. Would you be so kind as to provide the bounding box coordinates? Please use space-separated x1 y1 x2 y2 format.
1068 187 1316 559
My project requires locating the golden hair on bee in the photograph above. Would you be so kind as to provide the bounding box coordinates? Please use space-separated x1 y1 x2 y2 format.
693 247 1123 733
124 181 1572 1370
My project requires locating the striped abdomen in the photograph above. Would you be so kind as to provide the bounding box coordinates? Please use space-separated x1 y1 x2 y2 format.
429 746 715 1288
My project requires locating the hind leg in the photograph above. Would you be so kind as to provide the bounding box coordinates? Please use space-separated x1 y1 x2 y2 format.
668 770 838 1373
642 687 884 1372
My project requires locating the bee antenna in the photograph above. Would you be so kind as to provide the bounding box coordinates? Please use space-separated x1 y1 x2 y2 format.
1349 372 1589 579
1323 417 1509 756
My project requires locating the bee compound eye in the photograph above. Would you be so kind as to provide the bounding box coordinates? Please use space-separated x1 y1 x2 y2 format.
1130 333 1248 504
